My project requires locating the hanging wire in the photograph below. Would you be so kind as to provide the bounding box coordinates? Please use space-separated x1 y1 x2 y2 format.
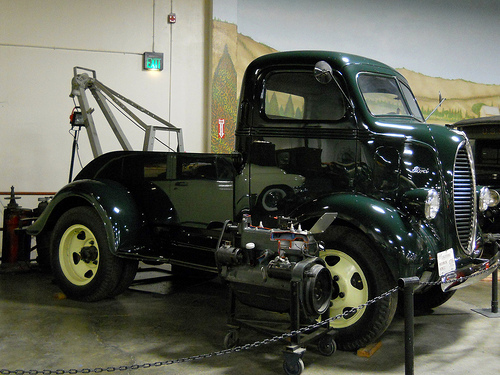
68 127 84 170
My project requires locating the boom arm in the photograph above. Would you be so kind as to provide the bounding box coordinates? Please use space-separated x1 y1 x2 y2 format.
69 67 184 157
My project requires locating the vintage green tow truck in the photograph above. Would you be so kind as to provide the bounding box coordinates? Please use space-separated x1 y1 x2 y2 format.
29 52 499 358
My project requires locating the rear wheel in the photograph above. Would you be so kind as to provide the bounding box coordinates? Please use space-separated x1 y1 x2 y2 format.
50 206 131 301
317 226 397 351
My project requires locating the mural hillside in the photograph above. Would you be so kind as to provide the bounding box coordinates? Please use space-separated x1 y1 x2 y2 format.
211 20 500 151
400 69 500 124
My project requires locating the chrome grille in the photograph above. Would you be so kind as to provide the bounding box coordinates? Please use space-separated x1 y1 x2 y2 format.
453 146 475 254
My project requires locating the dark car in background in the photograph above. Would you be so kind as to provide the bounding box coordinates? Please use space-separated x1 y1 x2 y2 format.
453 116 500 189
453 116 500 242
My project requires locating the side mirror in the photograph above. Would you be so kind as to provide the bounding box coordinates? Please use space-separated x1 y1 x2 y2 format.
314 61 333 84
314 60 354 110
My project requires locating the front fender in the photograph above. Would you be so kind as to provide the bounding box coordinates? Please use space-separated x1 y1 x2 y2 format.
292 193 436 279
27 179 146 255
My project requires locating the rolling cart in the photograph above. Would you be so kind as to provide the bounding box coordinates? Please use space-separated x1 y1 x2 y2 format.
224 281 337 375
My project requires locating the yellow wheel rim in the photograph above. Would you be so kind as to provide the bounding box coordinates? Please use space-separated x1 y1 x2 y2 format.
320 249 369 328
59 224 100 286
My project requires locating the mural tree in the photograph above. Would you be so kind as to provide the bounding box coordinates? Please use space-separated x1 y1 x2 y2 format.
284 95 295 118
267 92 279 116
211 45 237 153
472 103 486 117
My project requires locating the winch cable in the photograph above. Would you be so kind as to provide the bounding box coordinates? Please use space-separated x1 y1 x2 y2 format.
98 90 176 152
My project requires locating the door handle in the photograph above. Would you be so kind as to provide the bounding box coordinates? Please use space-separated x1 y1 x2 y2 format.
175 182 188 187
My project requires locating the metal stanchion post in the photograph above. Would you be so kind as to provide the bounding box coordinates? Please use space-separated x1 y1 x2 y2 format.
492 268 498 314
399 277 420 375
472 266 500 318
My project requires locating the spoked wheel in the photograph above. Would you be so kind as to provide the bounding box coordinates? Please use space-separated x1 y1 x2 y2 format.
51 206 135 301
317 226 398 351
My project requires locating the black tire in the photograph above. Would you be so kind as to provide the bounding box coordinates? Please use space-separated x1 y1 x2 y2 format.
50 206 127 302
283 358 304 375
110 259 139 297
316 226 398 351
35 232 52 272
414 285 456 311
223 329 240 349
317 334 337 356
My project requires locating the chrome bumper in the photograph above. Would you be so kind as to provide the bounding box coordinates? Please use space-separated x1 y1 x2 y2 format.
441 250 500 292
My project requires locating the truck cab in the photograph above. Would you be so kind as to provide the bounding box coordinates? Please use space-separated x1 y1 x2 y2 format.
234 51 499 348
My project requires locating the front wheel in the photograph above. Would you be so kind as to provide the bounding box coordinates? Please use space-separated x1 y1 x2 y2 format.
317 226 398 351
414 285 456 312
50 206 132 301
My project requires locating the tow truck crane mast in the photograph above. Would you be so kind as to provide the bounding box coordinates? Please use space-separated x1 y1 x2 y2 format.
69 66 184 158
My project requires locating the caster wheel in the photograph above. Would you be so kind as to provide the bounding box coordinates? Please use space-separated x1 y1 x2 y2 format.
317 335 337 356
283 358 304 375
224 329 240 349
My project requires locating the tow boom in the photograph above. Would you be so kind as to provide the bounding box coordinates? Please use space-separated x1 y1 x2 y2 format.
69 66 184 157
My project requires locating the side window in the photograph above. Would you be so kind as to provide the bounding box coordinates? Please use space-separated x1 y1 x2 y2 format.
216 157 236 180
264 71 346 121
144 162 167 179
177 156 218 180
266 90 305 119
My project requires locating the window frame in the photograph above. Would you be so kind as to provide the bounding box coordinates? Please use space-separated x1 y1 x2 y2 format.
357 72 424 122
260 69 348 123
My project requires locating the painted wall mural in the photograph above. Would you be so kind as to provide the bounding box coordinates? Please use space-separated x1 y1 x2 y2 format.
211 45 237 154
211 0 500 152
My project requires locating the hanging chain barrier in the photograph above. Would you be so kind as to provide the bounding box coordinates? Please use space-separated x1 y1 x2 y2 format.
1 262 498 375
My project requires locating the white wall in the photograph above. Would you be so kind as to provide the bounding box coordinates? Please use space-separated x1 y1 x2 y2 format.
0 0 210 210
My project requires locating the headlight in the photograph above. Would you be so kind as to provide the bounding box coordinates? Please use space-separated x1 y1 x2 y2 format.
478 187 500 212
490 189 500 207
424 189 440 220
403 188 440 220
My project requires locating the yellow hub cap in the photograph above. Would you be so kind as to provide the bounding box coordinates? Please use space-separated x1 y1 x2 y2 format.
321 249 369 328
59 224 100 286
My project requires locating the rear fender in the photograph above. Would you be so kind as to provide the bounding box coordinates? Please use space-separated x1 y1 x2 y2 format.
27 179 146 255
292 193 436 279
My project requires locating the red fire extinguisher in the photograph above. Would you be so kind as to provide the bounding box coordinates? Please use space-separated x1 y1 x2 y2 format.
1 187 33 268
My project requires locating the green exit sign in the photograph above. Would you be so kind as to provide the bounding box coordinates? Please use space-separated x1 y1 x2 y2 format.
143 52 164 71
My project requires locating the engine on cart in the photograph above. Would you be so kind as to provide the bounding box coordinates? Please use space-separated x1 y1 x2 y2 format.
216 215 333 320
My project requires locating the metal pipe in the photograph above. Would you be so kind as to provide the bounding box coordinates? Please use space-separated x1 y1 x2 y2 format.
290 280 300 345
399 277 420 375
0 192 56 196
492 268 498 314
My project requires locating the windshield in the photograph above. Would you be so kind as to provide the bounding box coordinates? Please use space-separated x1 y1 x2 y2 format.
358 74 424 121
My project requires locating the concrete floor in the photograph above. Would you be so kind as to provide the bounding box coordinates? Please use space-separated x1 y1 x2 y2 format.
0 264 499 375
